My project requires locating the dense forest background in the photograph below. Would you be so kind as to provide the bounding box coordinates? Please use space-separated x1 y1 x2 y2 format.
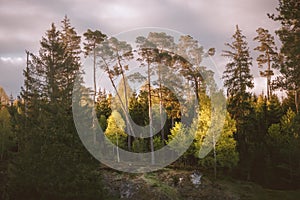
0 0 300 199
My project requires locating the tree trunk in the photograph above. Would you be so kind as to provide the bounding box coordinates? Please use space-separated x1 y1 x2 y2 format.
147 61 155 165
295 90 299 113
171 117 174 129
1 122 3 161
100 56 135 150
93 47 97 144
118 56 132 151
213 132 217 179
267 49 271 100
158 70 164 142
116 133 120 162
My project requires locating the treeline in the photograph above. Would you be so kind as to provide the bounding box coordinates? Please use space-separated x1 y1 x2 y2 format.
0 0 299 199
93 24 300 190
1 18 104 199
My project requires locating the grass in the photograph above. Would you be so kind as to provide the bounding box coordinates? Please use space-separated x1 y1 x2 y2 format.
217 178 300 200
141 173 181 200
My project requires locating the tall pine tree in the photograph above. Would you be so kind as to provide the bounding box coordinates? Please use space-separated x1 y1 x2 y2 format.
269 0 300 113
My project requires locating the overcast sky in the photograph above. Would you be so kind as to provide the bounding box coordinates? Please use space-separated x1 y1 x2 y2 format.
0 0 281 97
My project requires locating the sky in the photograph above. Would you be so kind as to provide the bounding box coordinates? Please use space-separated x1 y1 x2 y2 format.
0 0 282 98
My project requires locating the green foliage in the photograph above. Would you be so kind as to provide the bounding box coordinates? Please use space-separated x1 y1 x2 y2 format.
266 108 300 188
222 25 254 125
215 113 239 169
129 92 148 126
222 25 258 180
153 135 164 150
96 89 111 119
167 122 190 154
254 27 278 99
96 89 111 132
282 91 297 113
0 86 9 106
98 114 108 131
176 35 211 101
280 108 296 131
3 9 300 193
267 123 282 146
222 25 254 101
268 94 283 125
254 27 278 69
194 94 211 156
166 121 196 166
132 138 148 153
269 0 300 112
83 29 106 56
7 17 105 199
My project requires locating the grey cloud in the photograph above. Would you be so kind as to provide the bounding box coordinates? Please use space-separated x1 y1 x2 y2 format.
0 0 281 96
0 60 24 97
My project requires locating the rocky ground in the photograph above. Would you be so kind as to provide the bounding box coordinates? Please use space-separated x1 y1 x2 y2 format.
101 167 300 200
102 168 239 200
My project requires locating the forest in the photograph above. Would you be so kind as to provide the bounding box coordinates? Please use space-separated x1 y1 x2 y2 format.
0 0 300 199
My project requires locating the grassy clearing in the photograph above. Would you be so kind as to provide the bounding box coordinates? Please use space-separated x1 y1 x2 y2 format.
218 178 300 200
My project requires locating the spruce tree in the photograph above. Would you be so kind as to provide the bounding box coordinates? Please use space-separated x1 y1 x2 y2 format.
8 19 104 199
222 25 254 180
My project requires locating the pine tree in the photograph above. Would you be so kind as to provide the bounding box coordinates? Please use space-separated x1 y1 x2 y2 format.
269 0 300 113
254 27 278 99
136 36 159 164
97 36 135 150
83 29 106 101
176 35 206 102
147 32 175 141
83 29 107 144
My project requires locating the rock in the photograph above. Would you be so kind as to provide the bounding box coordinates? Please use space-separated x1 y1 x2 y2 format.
190 171 203 188
120 180 141 199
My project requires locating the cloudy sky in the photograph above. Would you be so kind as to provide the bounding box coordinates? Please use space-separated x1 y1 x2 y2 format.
0 0 281 97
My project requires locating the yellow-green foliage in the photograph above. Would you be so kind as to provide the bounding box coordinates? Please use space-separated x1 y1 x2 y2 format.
167 122 191 154
194 94 211 154
194 94 239 169
105 111 127 148
0 106 13 160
